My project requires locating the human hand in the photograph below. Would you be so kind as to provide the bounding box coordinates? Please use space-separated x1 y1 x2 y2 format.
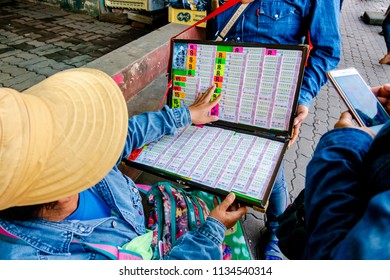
209 193 248 229
371 84 390 114
188 84 221 125
289 104 309 146
334 111 375 138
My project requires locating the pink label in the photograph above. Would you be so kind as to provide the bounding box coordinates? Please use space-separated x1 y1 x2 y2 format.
265 49 277 55
233 47 243 53
211 104 219 116
188 44 198 51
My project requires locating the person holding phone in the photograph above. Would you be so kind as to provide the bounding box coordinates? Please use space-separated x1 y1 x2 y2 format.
303 83 390 259
206 0 341 259
328 68 390 134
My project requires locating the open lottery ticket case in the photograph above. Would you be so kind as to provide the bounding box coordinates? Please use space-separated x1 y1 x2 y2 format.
127 39 309 212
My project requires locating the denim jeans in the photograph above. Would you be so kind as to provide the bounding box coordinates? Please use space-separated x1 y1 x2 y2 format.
303 124 390 259
383 12 390 52
265 162 288 237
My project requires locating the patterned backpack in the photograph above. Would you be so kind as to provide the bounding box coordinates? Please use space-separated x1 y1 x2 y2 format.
142 182 210 259
137 181 251 260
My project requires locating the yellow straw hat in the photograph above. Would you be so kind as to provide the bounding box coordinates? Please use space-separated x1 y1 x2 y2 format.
0 68 128 210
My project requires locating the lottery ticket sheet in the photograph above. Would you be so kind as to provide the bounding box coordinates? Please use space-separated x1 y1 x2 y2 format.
128 40 308 210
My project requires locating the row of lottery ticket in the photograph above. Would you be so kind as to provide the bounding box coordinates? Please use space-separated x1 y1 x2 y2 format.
172 47 302 131
134 125 284 200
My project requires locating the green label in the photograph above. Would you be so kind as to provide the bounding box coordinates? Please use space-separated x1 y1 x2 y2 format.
217 45 233 52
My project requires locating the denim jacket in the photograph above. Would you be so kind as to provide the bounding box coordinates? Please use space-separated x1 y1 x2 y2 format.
304 122 390 259
207 0 341 108
0 106 226 260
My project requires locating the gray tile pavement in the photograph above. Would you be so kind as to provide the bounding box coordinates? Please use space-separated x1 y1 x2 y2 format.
1 0 390 260
0 0 154 91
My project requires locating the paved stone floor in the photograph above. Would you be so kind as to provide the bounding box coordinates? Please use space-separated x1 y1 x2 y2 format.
0 0 155 91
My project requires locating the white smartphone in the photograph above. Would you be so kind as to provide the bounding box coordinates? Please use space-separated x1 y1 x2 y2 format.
328 67 390 134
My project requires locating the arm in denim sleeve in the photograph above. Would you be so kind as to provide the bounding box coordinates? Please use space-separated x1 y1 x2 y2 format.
330 124 390 259
330 191 390 259
120 106 191 160
304 128 373 259
299 0 341 108
164 217 226 260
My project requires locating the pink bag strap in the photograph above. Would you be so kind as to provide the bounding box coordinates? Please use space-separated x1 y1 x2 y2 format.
136 183 152 194
0 224 142 260
72 238 143 260
0 225 19 240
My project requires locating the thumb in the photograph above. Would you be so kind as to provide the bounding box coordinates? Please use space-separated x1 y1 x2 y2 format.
335 111 353 128
219 193 236 211
383 84 390 92
207 115 219 122
339 111 353 122
230 203 248 217
293 114 304 126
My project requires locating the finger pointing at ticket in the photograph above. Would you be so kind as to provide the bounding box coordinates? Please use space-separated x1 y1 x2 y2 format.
189 84 221 125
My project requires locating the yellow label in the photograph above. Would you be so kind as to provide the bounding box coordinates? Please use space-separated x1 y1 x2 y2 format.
173 91 186 98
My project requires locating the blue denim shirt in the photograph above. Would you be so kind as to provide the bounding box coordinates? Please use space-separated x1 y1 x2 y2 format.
207 0 341 108
304 122 390 259
0 106 226 260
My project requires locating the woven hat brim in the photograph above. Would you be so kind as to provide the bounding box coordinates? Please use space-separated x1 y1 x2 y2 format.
0 68 128 209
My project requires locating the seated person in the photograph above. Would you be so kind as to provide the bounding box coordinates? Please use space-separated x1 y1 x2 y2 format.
0 68 247 260
304 83 390 259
